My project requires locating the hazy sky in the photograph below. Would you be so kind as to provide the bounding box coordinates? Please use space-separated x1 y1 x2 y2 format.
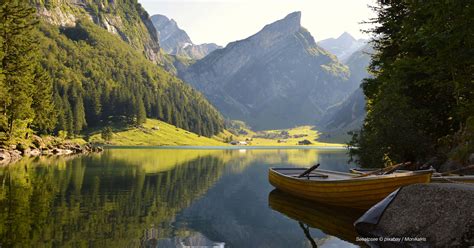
138 0 377 46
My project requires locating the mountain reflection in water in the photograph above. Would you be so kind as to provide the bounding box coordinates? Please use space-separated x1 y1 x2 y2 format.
0 148 357 247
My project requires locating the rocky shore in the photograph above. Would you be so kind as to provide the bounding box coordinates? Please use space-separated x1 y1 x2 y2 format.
355 183 474 247
0 135 103 165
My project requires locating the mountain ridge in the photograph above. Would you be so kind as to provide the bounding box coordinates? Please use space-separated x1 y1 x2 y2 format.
318 32 366 62
151 14 222 60
31 0 164 63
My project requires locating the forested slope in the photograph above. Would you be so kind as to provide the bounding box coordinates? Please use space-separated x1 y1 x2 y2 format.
0 0 224 143
350 1 474 168
38 20 224 136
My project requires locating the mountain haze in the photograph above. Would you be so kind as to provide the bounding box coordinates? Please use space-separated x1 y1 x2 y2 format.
318 32 366 62
182 12 352 130
151 14 222 60
321 44 373 140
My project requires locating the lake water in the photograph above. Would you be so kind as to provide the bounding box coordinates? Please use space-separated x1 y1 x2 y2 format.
0 148 365 247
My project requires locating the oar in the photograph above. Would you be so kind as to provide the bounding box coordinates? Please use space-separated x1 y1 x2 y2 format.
383 162 412 175
355 162 409 178
298 164 320 178
298 222 318 248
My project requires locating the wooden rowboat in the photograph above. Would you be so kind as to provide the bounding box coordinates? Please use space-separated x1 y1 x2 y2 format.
268 168 433 209
350 168 474 184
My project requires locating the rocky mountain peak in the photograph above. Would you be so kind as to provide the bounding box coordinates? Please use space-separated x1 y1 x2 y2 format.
336 32 357 47
281 11 302 27
182 11 351 130
258 11 301 38
151 14 171 27
151 14 221 60
339 32 356 41
318 32 367 61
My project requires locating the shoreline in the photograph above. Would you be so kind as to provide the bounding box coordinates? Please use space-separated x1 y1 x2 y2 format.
103 145 348 150
0 140 103 166
0 144 346 166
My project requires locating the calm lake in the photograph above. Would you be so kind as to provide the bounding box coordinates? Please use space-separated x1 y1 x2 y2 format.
0 148 365 247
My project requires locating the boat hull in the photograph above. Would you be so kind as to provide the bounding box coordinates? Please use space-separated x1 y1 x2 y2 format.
269 168 432 210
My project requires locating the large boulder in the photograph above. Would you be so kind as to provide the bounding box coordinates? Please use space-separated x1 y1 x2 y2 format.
0 149 11 164
355 183 474 247
31 135 46 149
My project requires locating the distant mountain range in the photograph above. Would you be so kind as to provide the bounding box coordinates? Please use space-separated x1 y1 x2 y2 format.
318 32 366 62
151 14 222 60
180 12 356 130
32 0 371 136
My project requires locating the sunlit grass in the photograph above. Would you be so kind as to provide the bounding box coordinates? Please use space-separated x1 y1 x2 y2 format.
89 119 344 147
234 126 345 147
89 119 227 146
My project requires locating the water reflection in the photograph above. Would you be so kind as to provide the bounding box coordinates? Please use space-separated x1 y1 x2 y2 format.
268 190 365 246
0 148 355 247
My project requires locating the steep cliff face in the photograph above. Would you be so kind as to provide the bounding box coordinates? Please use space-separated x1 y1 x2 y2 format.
151 14 221 60
31 0 161 62
182 12 351 130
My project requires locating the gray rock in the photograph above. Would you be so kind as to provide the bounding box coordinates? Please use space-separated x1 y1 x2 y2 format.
469 153 474 164
52 148 72 155
8 150 22 164
29 149 41 156
439 159 464 172
42 149 53 155
356 183 474 247
22 148 32 156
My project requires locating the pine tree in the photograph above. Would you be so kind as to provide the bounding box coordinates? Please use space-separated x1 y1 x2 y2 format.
60 94 74 135
73 96 86 134
54 91 66 132
136 97 146 125
0 22 5 132
0 0 38 137
31 64 56 133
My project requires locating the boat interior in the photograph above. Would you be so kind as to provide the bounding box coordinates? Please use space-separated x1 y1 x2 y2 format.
271 168 359 181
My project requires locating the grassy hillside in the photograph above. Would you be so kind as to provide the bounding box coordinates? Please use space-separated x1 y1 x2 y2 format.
234 126 345 147
89 119 227 146
90 119 344 147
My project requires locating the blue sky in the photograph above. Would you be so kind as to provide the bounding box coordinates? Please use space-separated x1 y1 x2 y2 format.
138 0 376 46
